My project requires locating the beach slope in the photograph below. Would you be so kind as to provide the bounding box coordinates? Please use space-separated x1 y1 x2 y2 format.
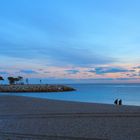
0 95 139 140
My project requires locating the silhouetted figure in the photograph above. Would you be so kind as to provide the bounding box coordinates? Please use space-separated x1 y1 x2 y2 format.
119 99 122 105
114 99 118 105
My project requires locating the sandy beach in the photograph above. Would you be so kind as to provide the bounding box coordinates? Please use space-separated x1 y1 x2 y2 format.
0 95 139 140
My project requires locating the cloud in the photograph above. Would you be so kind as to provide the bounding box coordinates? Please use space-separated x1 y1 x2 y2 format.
0 71 9 75
126 73 138 77
0 7 116 67
89 67 134 74
0 37 115 67
20 69 37 74
134 66 140 69
88 70 96 73
40 46 115 66
115 78 138 80
65 69 80 74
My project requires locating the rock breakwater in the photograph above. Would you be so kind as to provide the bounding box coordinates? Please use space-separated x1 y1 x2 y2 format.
0 84 75 92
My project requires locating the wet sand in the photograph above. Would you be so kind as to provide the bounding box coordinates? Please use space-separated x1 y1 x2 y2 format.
0 95 140 140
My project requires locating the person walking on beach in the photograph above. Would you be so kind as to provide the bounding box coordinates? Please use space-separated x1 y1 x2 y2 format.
119 99 122 105
114 99 118 105
114 99 122 105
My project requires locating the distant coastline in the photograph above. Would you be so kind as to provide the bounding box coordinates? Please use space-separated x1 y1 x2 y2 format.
0 84 75 92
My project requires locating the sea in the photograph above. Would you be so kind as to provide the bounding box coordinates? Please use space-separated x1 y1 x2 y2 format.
0 84 140 106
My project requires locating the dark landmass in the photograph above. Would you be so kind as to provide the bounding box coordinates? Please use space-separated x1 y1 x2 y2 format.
0 84 75 92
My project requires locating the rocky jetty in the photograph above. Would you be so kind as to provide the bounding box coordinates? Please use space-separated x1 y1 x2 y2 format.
0 84 75 92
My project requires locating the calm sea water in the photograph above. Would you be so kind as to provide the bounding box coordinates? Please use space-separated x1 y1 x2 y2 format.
0 84 140 106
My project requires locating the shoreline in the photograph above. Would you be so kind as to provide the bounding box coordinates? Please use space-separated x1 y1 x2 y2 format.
0 84 75 92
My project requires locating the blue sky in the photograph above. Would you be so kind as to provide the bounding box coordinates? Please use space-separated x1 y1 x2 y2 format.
1 0 140 83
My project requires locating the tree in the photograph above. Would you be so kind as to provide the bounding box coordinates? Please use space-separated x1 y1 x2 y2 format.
18 76 23 81
7 76 24 85
8 77 16 85
17 76 23 84
0 76 4 80
0 76 4 84
14 77 20 84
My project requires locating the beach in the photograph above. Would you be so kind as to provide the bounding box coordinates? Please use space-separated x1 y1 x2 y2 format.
0 95 139 140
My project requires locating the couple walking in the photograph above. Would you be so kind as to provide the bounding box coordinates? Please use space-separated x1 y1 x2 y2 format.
114 99 122 105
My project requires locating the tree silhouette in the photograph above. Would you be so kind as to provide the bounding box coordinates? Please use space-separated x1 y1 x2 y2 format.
17 76 23 84
0 76 4 84
8 77 16 85
18 76 23 81
8 76 24 85
0 76 4 80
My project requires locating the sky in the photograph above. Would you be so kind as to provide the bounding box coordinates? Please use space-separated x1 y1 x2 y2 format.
1 0 140 83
